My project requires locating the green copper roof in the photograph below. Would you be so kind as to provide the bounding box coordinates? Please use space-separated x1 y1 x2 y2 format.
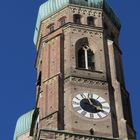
13 110 34 140
33 0 121 44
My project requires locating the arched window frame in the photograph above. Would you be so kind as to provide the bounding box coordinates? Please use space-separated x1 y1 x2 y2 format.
73 14 81 24
58 16 66 27
47 23 55 33
76 38 95 71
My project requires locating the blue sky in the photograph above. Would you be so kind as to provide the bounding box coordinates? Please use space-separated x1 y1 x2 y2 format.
0 0 139 140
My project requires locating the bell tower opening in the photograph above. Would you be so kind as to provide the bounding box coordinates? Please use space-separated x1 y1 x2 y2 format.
76 37 95 71
77 45 95 71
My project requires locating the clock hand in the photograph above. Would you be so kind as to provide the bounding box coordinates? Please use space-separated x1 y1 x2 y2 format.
82 94 93 105
83 95 102 111
90 104 102 110
87 97 93 105
86 97 102 110
96 106 102 111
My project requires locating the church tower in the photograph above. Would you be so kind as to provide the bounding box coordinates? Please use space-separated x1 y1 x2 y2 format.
30 0 136 140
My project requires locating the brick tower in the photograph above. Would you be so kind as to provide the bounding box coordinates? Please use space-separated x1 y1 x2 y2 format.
30 0 136 140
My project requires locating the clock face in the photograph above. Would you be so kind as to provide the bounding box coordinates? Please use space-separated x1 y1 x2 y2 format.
72 93 110 119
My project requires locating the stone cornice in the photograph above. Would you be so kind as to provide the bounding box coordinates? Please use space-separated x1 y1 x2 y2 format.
64 76 108 89
69 4 102 17
63 23 103 38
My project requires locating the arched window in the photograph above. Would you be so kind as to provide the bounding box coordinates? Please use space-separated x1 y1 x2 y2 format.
78 45 95 71
73 14 81 24
78 48 85 68
47 23 54 33
87 49 95 70
87 16 94 26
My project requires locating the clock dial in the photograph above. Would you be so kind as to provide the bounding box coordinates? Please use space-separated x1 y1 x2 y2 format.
72 93 110 119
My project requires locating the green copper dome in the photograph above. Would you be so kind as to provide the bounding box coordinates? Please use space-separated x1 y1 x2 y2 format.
34 0 121 44
13 110 34 140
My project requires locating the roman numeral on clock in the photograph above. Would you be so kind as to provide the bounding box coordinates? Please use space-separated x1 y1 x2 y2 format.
101 110 109 115
80 93 86 99
72 101 80 105
96 96 100 100
97 113 102 118
75 97 80 100
100 101 107 104
73 106 82 112
102 106 110 110
81 111 87 116
90 113 94 118
88 93 93 99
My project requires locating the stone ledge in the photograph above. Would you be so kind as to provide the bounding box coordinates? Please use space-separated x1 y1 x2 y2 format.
38 129 123 140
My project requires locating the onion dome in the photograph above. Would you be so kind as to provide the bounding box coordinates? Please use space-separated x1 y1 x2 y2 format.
34 0 121 44
13 110 34 140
